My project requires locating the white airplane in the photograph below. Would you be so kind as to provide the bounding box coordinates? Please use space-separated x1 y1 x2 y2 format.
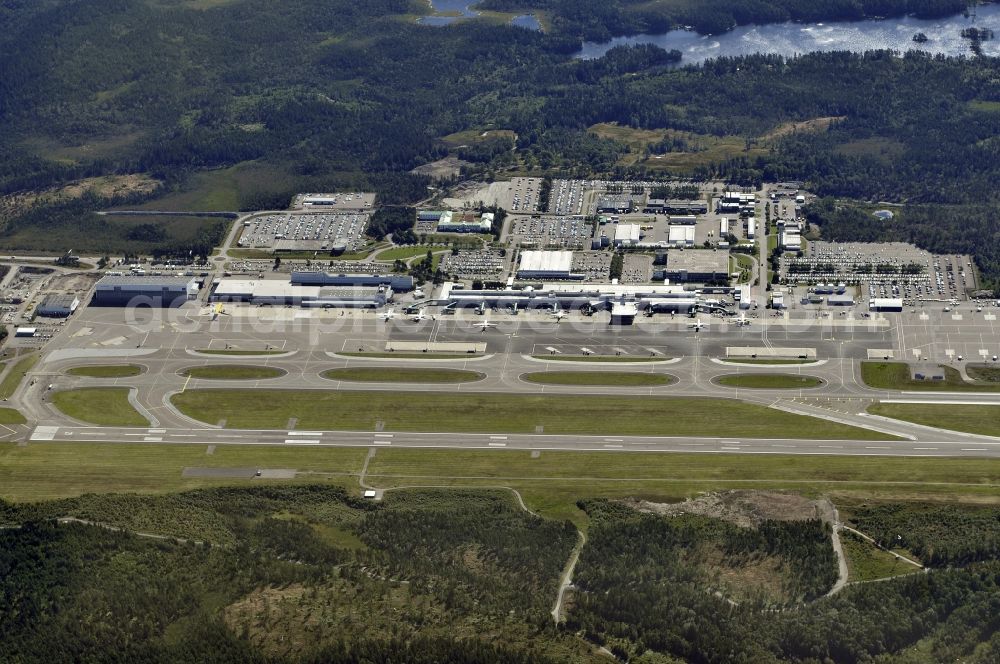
551 309 568 321
687 318 705 331
409 310 433 322
471 318 497 331
734 314 750 326
378 309 397 321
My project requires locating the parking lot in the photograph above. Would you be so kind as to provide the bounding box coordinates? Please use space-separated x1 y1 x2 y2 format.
441 249 510 279
238 212 370 250
546 179 588 215
504 177 544 213
571 252 611 281
507 215 594 248
621 254 653 283
781 242 976 302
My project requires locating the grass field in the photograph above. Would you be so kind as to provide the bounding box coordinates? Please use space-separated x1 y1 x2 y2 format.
0 407 26 424
966 364 1000 383
715 374 824 389
719 359 814 365
195 349 288 356
67 364 144 378
337 352 483 360
321 367 483 383
840 530 921 583
0 354 38 399
0 443 366 502
51 388 149 426
521 371 674 387
181 365 285 380
861 362 1000 392
171 389 894 440
1 444 997 525
372 245 447 261
531 355 667 362
868 403 1000 436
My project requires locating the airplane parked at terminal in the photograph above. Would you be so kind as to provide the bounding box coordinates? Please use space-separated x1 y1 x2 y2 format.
210 303 228 320
551 309 568 321
471 318 497 331
378 309 397 321
687 318 705 332
735 314 750 326
409 310 434 322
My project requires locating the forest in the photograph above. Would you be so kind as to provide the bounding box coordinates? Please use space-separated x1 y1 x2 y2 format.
2 488 1000 661
2 1 1000 287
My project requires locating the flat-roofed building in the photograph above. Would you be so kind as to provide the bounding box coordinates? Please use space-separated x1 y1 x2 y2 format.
291 272 414 292
92 276 198 308
661 250 729 283
869 297 903 312
613 223 641 246
668 225 696 247
516 250 578 279
36 293 80 317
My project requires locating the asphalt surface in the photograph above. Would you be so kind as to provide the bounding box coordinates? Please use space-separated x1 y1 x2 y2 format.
10 302 1000 457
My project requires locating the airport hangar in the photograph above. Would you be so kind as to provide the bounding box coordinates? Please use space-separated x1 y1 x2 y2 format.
91 275 199 307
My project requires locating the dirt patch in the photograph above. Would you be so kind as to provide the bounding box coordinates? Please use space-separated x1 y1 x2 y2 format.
410 156 473 179
762 116 845 141
626 490 821 528
0 174 161 221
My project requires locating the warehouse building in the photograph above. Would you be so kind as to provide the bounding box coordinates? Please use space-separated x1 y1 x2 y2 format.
596 195 635 214
660 250 729 283
516 250 580 280
35 293 80 317
827 294 855 306
669 215 697 225
92 276 198 307
664 200 708 214
869 297 903 312
613 223 641 247
668 225 696 247
291 272 414 292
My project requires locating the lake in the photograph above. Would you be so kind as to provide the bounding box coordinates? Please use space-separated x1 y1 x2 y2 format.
420 1 541 30
576 5 1000 62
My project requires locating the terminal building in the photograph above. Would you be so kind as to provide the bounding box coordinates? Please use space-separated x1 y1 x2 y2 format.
92 275 199 307
440 281 700 315
516 251 581 280
290 271 414 292
35 293 80 317
657 250 729 283
211 278 390 308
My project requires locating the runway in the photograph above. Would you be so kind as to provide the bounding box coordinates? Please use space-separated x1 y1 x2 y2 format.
27 425 1000 458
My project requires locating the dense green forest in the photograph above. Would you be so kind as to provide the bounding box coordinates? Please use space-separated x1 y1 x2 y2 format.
1 488 999 661
569 499 1000 663
0 486 588 662
2 0 1000 287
